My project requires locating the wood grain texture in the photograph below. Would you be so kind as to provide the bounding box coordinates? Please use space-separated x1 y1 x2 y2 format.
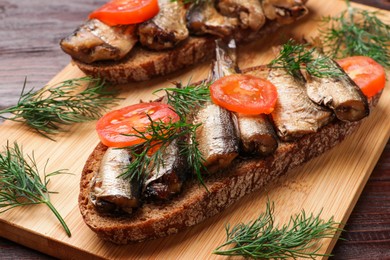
0 0 389 259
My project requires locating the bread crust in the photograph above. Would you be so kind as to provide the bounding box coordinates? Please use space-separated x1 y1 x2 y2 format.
78 67 381 244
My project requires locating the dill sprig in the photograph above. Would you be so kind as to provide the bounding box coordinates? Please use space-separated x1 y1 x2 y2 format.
155 81 210 117
123 116 208 187
320 0 390 68
182 126 207 188
0 142 71 237
123 82 210 187
0 77 120 140
161 82 210 187
121 118 188 181
269 39 343 79
213 200 341 259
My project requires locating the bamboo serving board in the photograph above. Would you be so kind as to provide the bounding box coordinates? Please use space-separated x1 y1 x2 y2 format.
0 1 389 259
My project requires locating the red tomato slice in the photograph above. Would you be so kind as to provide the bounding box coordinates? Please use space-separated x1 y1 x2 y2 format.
337 56 386 98
210 74 278 115
96 102 179 148
89 0 159 26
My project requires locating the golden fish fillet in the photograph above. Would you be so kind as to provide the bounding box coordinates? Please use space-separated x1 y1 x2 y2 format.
236 113 278 155
186 1 238 38
91 148 140 214
193 102 239 174
138 0 189 50
261 0 308 24
304 52 369 122
144 139 188 200
217 0 266 31
268 68 334 141
60 19 137 63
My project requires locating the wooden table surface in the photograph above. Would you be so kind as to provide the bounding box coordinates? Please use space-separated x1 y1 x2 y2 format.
0 0 389 259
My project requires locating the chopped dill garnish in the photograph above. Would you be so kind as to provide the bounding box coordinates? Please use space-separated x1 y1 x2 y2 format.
0 77 121 140
0 141 71 237
213 200 341 259
320 0 390 68
269 39 343 79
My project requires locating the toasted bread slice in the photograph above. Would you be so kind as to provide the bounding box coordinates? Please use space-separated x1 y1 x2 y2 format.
78 66 381 244
72 17 293 84
73 37 216 84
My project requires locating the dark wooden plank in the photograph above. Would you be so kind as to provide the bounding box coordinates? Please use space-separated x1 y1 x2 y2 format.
0 0 389 259
353 0 390 9
331 144 390 259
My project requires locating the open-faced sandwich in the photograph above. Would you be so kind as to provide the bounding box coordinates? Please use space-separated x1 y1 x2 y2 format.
79 38 386 244
60 0 309 84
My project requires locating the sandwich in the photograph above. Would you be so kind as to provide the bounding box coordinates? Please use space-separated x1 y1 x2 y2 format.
78 39 384 244
60 0 309 84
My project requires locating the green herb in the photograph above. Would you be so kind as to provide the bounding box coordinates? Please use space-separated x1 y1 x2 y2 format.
162 82 210 188
0 77 120 140
121 118 192 181
320 0 390 68
213 200 340 259
123 82 210 187
182 126 207 188
156 81 210 118
123 117 208 188
0 142 71 237
269 39 343 79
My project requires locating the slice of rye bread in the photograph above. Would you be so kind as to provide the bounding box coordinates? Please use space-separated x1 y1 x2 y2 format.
73 36 216 84
72 15 302 84
78 66 381 244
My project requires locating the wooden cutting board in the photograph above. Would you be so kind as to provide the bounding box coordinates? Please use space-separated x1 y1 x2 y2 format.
0 1 389 259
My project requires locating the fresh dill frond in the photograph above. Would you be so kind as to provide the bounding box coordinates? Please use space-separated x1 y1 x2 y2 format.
122 117 208 188
0 77 121 140
181 125 207 189
213 200 341 259
0 141 71 237
123 82 210 187
155 81 210 118
159 81 210 187
121 118 183 181
320 1 390 68
269 39 343 79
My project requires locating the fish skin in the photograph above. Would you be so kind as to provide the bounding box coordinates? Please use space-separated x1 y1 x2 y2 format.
304 54 369 122
193 101 239 174
236 113 278 155
268 68 334 141
211 39 238 80
261 0 309 25
143 138 188 200
217 0 266 31
138 0 189 50
60 19 137 64
186 1 238 38
91 148 140 214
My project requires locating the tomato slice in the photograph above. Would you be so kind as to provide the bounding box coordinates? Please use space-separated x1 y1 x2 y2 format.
337 56 386 98
96 102 179 148
89 0 159 26
210 74 278 115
